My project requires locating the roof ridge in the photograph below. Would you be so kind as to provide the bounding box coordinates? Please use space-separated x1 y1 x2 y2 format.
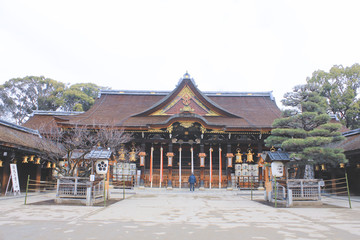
0 119 40 137
32 110 84 116
130 75 241 118
343 128 360 137
99 89 274 97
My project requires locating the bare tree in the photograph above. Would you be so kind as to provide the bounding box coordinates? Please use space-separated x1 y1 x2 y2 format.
36 123 132 177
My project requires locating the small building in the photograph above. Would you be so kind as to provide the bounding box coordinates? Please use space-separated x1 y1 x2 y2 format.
334 128 360 194
0 120 54 195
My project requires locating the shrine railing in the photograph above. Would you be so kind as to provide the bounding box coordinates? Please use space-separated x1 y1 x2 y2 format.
271 179 321 202
56 177 105 205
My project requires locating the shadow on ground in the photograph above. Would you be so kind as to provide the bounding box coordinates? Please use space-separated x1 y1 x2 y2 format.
28 198 123 207
254 200 345 208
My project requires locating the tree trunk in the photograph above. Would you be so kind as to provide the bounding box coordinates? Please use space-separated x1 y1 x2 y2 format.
295 165 305 179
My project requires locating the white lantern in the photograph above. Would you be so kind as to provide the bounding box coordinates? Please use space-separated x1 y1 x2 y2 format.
271 161 284 177
96 160 109 174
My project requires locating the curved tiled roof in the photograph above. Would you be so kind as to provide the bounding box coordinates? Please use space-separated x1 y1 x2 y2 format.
0 120 43 152
24 75 281 131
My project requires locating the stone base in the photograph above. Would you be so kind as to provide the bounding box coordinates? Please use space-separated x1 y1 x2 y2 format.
167 187 173 190
138 186 145 190
227 187 233 191
257 187 265 190
199 187 205 191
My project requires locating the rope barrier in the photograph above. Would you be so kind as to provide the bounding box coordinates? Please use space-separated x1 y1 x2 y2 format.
28 183 57 187
320 174 352 208
323 177 346 182
323 191 349 195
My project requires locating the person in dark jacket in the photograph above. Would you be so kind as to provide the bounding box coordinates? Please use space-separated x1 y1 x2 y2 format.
188 173 196 191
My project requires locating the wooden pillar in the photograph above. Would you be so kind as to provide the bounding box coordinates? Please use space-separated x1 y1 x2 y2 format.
226 144 233 189
1 159 10 195
209 147 213 189
258 139 263 153
190 146 194 173
160 145 163 188
179 146 182 189
139 143 146 187
150 146 154 188
36 162 41 192
167 143 173 189
199 143 205 189
219 146 222 188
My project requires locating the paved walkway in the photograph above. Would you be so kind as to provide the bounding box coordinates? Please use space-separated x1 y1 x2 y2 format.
0 189 360 240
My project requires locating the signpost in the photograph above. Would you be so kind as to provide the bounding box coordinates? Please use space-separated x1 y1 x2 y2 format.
6 164 21 196
271 162 284 208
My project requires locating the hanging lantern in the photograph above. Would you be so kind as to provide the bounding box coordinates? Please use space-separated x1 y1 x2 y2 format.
315 165 320 171
29 155 34 162
46 162 51 168
321 164 326 171
129 147 136 162
340 163 345 168
270 146 276 152
357 164 360 169
235 149 242 163
52 162 56 168
35 157 41 164
118 145 126 161
0 160 3 167
246 149 254 163
138 152 146 166
226 153 234 168
22 156 29 163
167 152 174 167
199 153 206 167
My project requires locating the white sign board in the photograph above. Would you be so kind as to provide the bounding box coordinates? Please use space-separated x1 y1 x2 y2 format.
90 174 95 182
10 164 21 195
271 161 284 177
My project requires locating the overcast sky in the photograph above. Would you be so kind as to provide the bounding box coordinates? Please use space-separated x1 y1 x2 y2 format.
1 0 359 108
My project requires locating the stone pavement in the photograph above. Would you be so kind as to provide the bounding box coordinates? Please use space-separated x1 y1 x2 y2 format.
0 188 360 240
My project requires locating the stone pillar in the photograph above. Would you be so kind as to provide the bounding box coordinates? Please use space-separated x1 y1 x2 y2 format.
226 144 234 190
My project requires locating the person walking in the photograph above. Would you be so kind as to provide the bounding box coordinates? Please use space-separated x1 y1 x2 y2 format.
188 173 196 191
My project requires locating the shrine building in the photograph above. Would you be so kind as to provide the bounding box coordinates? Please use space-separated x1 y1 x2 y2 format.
24 73 281 189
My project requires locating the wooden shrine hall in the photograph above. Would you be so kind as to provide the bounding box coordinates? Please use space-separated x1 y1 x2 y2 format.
24 73 281 189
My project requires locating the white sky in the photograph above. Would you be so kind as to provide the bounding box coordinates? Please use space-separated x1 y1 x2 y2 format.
1 0 360 108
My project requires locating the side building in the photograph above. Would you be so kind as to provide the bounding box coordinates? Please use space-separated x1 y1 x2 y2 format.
0 120 54 194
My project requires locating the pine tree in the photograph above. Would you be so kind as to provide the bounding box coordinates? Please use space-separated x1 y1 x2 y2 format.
265 84 346 178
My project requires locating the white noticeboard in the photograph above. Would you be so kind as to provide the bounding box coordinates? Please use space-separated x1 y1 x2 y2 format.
10 164 21 195
271 161 284 177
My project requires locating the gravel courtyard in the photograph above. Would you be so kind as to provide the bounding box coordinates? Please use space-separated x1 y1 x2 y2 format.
0 189 359 240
